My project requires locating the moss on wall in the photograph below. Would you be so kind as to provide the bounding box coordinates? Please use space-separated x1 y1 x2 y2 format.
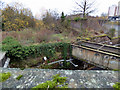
16 75 23 80
0 72 11 82
31 74 68 89
113 82 120 90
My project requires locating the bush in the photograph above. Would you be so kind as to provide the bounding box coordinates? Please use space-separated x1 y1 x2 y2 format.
74 17 87 22
2 37 72 62
2 36 20 45
74 17 80 22
108 28 116 38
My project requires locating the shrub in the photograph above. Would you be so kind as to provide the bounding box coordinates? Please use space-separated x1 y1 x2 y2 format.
2 36 20 45
2 37 72 62
61 12 66 22
0 72 11 82
108 28 116 38
74 17 80 22
74 17 87 22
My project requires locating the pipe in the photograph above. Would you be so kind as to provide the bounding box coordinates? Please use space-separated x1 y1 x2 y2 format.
48 59 79 68
48 59 73 65
69 60 78 67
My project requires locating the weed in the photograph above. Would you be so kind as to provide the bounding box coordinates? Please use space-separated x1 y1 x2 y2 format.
31 74 68 89
0 72 11 82
113 82 120 90
16 75 23 80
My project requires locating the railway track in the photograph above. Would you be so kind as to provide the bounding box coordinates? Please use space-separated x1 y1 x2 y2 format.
76 40 120 55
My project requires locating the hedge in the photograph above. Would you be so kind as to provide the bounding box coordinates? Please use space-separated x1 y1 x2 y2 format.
2 36 72 61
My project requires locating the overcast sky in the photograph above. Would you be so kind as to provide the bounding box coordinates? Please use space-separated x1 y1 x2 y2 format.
1 0 120 17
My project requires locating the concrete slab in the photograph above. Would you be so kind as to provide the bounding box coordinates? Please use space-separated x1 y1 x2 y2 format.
0 51 6 61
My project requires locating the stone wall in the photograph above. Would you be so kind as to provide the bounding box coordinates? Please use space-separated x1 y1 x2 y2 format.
0 68 118 89
72 45 120 69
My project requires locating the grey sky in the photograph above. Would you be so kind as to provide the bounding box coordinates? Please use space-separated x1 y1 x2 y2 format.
2 0 120 17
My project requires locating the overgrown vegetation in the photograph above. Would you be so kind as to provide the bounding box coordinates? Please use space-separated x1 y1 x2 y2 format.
0 72 11 82
113 82 120 90
2 36 72 67
108 28 116 38
74 17 87 22
31 74 68 89
1 2 35 31
1 1 107 47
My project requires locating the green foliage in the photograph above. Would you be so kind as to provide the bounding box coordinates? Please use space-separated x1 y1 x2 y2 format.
52 74 67 84
31 74 68 89
61 43 70 67
90 34 109 39
108 28 116 38
77 36 91 41
74 17 80 22
113 82 120 90
82 38 91 41
0 43 2 51
2 36 20 45
67 19 71 22
113 69 120 71
16 75 23 80
0 72 11 82
20 68 25 70
61 12 66 22
40 64 53 69
2 3 35 31
2 37 71 62
112 37 119 40
74 17 87 22
66 62 71 67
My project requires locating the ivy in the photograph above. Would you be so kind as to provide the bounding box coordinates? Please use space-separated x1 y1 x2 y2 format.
2 37 72 62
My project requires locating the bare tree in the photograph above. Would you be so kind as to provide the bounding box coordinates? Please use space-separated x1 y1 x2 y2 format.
73 0 96 17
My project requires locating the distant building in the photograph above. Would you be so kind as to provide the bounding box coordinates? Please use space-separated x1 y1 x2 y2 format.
118 1 120 16
108 5 118 16
108 1 120 21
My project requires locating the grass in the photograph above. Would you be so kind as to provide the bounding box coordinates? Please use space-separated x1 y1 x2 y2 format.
2 29 74 46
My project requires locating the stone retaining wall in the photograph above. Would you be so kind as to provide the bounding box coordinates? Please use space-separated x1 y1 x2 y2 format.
0 68 119 89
